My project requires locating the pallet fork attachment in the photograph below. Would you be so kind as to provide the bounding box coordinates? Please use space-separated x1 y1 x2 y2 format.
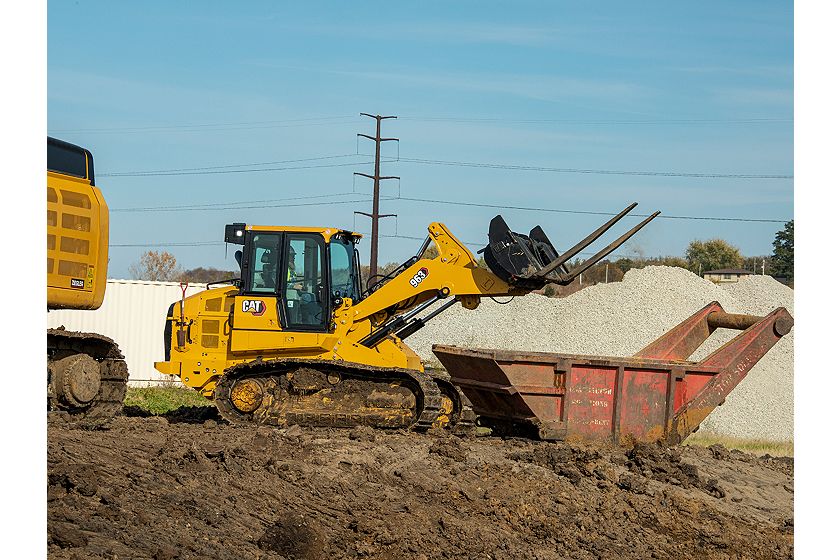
483 202 660 289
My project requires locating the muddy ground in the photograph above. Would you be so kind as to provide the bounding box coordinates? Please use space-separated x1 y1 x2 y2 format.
48 409 793 560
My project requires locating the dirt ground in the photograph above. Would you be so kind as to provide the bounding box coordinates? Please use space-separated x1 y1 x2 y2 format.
47 408 793 560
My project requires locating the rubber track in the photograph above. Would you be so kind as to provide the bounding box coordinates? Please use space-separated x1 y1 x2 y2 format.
428 371 477 435
215 358 466 432
47 328 128 418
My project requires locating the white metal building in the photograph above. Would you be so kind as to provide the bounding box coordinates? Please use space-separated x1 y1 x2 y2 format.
47 279 210 386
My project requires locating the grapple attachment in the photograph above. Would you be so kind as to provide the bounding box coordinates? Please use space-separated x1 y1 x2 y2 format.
483 203 660 289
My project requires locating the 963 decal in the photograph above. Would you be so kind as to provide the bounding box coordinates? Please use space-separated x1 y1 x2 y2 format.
409 267 429 288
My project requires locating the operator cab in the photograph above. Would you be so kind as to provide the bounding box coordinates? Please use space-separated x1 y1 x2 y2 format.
225 224 363 332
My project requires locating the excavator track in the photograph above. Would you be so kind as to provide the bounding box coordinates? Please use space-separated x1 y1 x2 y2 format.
214 358 475 432
47 328 128 418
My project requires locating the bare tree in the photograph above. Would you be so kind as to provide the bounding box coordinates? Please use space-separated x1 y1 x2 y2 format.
129 250 183 282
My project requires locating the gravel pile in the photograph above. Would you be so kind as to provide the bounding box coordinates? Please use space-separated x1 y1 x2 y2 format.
408 266 793 442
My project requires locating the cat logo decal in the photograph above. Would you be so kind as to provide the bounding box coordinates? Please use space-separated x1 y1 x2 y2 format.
241 299 266 316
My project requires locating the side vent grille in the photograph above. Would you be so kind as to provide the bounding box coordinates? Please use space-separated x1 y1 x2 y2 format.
205 297 223 312
201 319 220 348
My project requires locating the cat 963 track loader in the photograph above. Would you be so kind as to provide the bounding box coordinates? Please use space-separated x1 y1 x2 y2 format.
154 203 658 431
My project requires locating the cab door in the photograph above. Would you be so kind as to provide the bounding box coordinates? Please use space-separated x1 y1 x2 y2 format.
280 233 329 332
229 231 329 354
233 231 283 331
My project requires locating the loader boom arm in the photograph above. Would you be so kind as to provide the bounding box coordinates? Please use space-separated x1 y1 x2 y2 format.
348 222 523 327
339 202 658 347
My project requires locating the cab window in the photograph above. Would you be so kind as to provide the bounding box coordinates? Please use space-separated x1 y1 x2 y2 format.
329 235 360 303
249 233 281 293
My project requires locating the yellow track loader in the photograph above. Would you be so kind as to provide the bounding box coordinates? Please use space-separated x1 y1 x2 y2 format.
47 137 128 417
155 203 658 430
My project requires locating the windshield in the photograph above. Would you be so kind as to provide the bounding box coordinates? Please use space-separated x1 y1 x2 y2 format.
330 235 360 303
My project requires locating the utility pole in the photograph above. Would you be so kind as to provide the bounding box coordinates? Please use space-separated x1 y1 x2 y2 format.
355 113 399 283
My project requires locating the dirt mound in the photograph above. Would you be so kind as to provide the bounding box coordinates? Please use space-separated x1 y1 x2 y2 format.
48 417 793 559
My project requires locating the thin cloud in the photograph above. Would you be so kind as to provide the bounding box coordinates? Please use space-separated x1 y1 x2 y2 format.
711 86 793 106
246 60 653 104
271 21 588 48
670 64 792 78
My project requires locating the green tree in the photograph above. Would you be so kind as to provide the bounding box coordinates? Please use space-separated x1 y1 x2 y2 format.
614 257 638 273
650 256 690 269
770 220 794 280
685 239 743 275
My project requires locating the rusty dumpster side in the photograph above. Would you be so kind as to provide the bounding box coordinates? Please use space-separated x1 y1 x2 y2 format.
433 302 793 444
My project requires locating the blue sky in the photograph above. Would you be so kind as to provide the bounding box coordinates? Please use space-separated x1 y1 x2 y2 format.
47 1 793 278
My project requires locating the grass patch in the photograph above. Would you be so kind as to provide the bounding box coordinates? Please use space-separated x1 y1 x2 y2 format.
124 386 212 415
683 432 793 457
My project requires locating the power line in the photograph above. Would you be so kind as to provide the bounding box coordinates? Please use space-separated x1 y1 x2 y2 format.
49 115 358 134
397 157 792 180
351 233 640 259
51 114 792 134
400 116 791 126
396 196 788 223
111 195 781 248
101 159 374 177
111 241 223 248
111 192 364 212
100 153 790 180
110 189 785 223
103 154 361 176
112 197 379 213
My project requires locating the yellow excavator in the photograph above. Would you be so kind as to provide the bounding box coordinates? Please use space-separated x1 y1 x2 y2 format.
155 204 658 430
47 137 128 417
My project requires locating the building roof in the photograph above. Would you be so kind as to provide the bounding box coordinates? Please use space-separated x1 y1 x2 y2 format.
703 268 753 275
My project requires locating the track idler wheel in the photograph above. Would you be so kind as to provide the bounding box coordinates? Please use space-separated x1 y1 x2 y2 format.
50 354 102 408
229 378 265 414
